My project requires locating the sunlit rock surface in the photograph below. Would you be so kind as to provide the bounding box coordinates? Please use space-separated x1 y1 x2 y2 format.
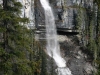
1 0 93 30
19 0 35 29
34 0 94 30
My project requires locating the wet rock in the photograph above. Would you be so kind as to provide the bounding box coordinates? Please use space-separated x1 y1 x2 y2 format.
27 0 95 75
84 63 94 74
59 35 94 75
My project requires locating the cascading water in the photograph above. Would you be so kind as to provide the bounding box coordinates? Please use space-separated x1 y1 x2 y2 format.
40 0 72 75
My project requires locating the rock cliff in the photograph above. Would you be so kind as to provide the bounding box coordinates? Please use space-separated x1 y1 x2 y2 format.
21 0 95 75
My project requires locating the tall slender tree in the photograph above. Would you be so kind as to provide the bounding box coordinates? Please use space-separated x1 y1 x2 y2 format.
0 0 42 75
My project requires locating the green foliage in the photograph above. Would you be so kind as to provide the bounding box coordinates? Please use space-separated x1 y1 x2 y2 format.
75 7 81 30
40 50 48 75
75 6 86 30
95 59 100 75
96 3 100 75
0 0 43 75
84 1 100 75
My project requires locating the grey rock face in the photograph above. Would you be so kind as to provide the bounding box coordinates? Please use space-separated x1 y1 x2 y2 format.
19 0 95 75
19 0 35 29
59 35 94 75
0 0 2 5
34 0 93 30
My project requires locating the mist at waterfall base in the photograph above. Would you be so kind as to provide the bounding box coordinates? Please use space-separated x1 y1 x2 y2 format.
40 0 72 75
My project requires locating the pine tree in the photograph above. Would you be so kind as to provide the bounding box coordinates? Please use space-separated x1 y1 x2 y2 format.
95 0 100 74
40 49 48 75
0 0 42 75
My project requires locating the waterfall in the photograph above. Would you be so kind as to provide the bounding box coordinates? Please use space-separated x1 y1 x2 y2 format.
40 0 72 75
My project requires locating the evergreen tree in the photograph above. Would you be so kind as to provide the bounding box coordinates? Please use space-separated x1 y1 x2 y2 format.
95 0 100 75
40 49 48 75
0 0 42 75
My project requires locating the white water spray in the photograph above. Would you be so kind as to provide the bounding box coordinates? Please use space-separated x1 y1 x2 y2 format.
40 0 72 75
